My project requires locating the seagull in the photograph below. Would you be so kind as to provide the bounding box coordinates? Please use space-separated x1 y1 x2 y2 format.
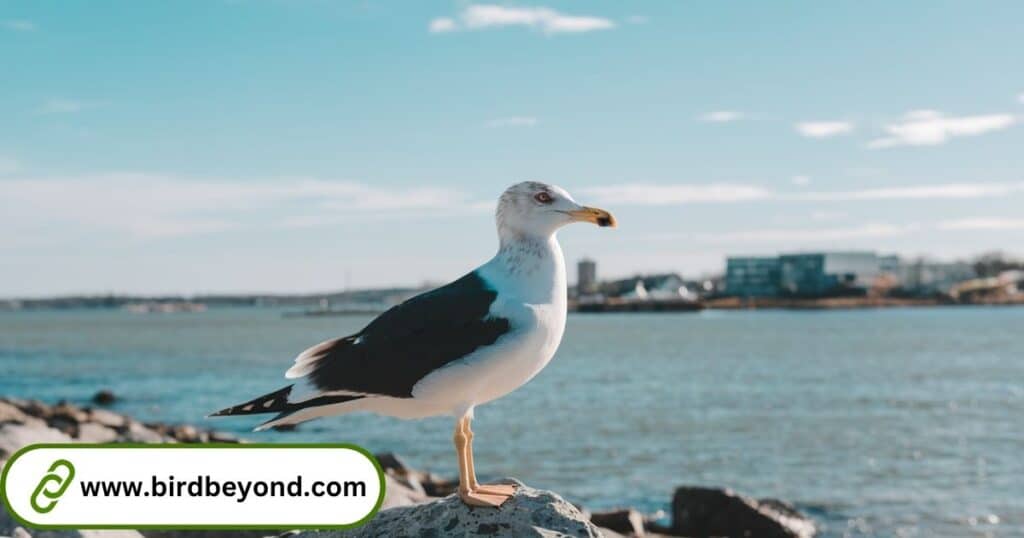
211 181 616 507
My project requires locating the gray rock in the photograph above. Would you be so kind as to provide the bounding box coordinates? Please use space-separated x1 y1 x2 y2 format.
589 509 645 536
290 479 602 538
171 424 200 443
4 506 142 538
670 486 816 538
122 421 171 443
75 423 119 443
381 474 432 510
207 431 241 444
0 402 46 429
44 404 90 438
374 452 411 473
9 400 52 420
1 498 17 535
86 409 126 429
0 423 73 459
91 390 117 406
33 531 144 538
372 452 457 498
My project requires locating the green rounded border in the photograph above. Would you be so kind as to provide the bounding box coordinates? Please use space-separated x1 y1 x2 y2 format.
0 443 386 531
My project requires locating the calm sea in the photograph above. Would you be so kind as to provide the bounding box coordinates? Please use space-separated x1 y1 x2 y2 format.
1 307 1022 537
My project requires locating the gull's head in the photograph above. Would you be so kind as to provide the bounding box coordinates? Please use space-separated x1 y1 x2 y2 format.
496 181 616 240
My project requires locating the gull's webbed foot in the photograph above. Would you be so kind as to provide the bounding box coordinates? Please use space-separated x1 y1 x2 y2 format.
459 488 511 507
474 483 516 496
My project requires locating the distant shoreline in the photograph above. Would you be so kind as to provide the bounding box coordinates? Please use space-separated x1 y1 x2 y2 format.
569 295 1024 313
700 295 1024 310
4 293 1024 313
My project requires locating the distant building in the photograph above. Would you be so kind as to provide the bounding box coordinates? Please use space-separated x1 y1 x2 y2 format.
779 252 882 297
879 255 901 274
601 273 695 301
898 258 977 294
577 258 598 295
726 251 900 298
725 257 782 297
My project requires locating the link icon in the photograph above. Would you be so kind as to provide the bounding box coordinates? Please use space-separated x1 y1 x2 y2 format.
30 459 76 514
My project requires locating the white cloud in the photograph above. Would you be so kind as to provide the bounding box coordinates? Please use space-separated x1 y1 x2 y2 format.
795 121 854 138
39 99 91 114
793 182 1024 201
699 111 743 123
430 4 614 34
582 181 1024 206
938 217 1024 231
1 19 35 31
0 174 484 240
625 15 649 24
582 183 771 205
429 17 457 33
1018 93 1024 104
868 110 1017 148
697 223 915 244
486 116 538 128
791 175 811 186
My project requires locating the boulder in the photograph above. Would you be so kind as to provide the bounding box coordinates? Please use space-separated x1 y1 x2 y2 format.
22 530 145 538
289 480 602 538
207 431 241 444
171 424 200 443
91 390 117 406
373 452 455 498
670 487 816 538
10 400 52 420
0 401 45 428
76 423 119 443
381 474 432 510
121 421 169 443
374 452 410 473
45 404 90 437
589 509 646 536
0 423 73 459
87 409 126 429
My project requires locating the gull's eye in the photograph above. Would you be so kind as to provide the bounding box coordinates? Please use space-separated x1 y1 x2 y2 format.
534 191 554 204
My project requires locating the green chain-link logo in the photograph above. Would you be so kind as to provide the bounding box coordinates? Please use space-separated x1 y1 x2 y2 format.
29 459 76 514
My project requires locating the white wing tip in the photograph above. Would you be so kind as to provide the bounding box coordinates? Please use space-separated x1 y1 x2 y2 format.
285 364 312 379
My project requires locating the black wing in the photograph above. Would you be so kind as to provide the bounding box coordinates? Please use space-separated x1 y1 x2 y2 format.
303 271 512 398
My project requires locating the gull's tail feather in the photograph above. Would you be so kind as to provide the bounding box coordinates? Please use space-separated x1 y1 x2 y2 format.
208 385 295 417
253 397 368 431
208 384 364 430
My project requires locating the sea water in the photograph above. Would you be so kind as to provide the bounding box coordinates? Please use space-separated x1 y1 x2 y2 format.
1 306 1022 537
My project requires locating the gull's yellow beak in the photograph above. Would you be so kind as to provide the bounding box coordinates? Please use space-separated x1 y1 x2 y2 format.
567 206 617 228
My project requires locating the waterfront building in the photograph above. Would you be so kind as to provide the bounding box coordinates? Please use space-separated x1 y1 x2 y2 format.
725 257 782 297
601 273 694 301
898 258 977 294
577 258 598 295
726 251 901 297
779 252 882 297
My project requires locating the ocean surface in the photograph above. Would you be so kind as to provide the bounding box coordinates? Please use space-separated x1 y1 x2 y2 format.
1 306 1022 537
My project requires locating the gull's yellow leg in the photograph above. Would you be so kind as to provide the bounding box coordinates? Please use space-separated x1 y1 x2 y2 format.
454 416 506 507
464 416 516 498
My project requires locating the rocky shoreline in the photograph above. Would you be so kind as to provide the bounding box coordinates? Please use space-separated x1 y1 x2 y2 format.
2 397 816 538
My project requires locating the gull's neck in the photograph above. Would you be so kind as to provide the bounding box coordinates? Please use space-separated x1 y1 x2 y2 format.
482 229 566 305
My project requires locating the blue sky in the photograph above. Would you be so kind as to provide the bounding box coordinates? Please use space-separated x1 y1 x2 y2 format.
2 1 1023 296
